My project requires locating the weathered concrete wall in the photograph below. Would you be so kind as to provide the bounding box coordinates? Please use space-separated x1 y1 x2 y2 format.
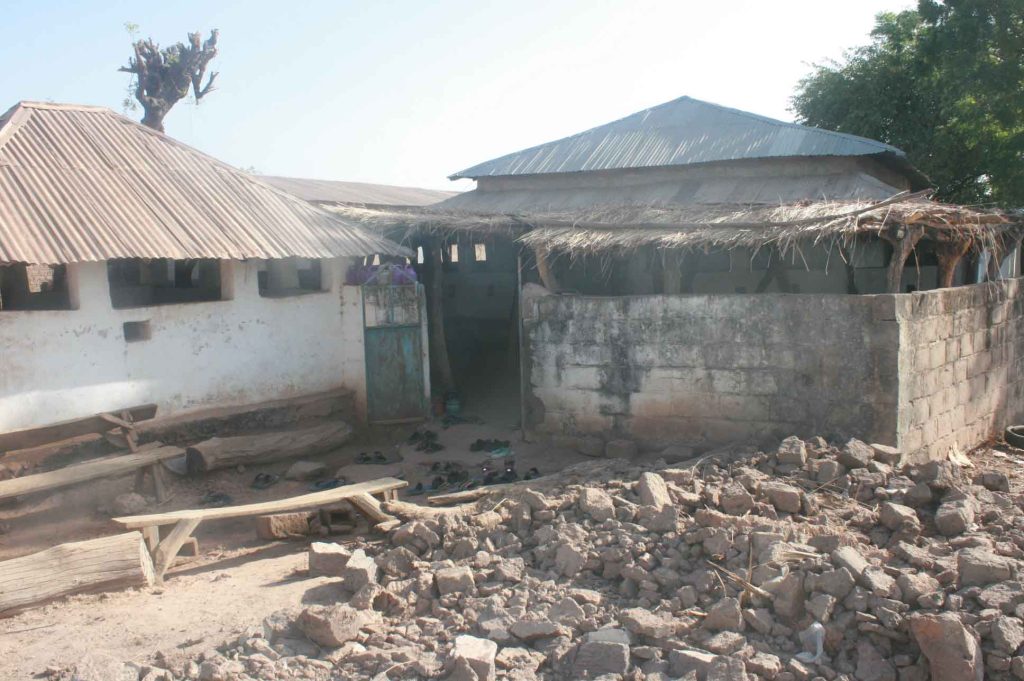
896 279 1024 461
0 259 388 432
523 290 900 450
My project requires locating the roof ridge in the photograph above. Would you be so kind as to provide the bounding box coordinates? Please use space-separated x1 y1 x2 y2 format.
17 101 113 113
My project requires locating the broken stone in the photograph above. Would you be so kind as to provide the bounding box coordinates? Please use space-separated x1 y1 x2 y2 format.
704 631 746 654
669 648 716 678
510 616 564 642
910 612 984 681
436 565 476 595
620 608 675 639
638 472 671 508
297 605 380 648
257 512 312 540
707 656 746 681
959 547 1014 586
704 597 742 631
896 572 941 605
719 483 755 516
935 501 975 536
992 617 1024 655
832 546 869 580
856 639 896 681
838 438 874 469
777 436 807 466
975 471 1011 492
340 548 378 590
111 492 147 516
573 641 630 678
760 481 803 513
879 502 920 532
555 543 587 576
451 635 497 681
579 487 616 522
308 542 350 577
870 443 902 465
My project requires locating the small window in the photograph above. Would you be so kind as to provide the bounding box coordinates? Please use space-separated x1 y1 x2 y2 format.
474 244 487 262
416 247 424 265
0 264 72 311
123 320 152 343
258 258 324 298
449 244 460 263
108 258 223 309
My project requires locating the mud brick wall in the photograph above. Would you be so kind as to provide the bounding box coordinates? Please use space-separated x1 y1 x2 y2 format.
896 279 1024 461
522 292 901 451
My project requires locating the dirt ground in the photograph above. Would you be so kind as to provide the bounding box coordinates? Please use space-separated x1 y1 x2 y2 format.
0 417 593 679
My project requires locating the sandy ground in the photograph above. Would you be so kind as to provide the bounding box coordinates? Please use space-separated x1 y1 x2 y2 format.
0 415 593 679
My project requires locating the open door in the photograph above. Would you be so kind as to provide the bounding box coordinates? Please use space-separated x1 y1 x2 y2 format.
363 284 427 424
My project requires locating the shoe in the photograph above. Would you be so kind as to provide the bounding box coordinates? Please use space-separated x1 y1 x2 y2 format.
251 473 280 490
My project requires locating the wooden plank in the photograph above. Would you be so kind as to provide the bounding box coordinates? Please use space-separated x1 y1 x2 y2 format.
0 404 157 453
113 477 408 529
0 445 185 502
0 532 155 615
97 412 135 430
348 492 400 531
153 517 201 581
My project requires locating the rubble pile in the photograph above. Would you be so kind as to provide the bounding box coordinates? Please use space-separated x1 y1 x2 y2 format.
81 437 1024 680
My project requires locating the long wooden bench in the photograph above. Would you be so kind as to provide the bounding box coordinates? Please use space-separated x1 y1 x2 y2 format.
0 444 184 503
113 477 407 581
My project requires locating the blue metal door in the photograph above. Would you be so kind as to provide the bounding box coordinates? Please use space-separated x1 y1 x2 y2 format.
363 285 426 423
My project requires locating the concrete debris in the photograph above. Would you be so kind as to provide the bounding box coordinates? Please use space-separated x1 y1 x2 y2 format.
85 436 1024 680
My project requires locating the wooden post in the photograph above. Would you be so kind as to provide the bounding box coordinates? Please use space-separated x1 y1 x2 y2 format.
935 238 972 289
421 236 455 395
882 228 925 293
839 246 858 294
662 250 683 294
153 517 201 581
533 246 561 292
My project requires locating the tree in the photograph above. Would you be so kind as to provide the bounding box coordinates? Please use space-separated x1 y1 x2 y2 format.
792 1 1024 206
119 29 220 132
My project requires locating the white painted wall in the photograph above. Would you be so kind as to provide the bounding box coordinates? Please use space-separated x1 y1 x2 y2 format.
0 258 379 432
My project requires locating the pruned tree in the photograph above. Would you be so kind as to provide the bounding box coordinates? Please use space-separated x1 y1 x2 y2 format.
119 29 220 132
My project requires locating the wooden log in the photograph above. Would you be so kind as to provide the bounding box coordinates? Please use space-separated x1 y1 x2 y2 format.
348 492 400 531
936 238 972 289
0 532 155 615
882 228 925 293
0 444 184 502
533 246 561 292
0 404 157 453
184 422 352 473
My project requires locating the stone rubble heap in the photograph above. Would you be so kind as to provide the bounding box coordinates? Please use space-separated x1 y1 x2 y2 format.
71 437 1024 680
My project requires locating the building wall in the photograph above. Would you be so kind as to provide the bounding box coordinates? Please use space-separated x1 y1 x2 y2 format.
896 278 1024 461
522 290 900 450
0 258 384 433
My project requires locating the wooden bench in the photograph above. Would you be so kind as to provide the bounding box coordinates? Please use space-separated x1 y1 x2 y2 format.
113 477 407 581
0 443 185 503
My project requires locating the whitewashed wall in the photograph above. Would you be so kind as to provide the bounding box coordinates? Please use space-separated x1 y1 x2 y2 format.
0 258 375 432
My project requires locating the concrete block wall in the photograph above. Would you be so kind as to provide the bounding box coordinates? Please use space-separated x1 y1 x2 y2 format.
896 278 1024 461
522 291 900 450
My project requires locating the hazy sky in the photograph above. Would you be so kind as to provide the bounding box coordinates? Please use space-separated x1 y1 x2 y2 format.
1 1 913 190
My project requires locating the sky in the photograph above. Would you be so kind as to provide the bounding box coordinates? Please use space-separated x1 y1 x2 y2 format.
0 0 914 191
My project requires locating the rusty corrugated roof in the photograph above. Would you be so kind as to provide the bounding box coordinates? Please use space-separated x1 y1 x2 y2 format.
0 101 409 264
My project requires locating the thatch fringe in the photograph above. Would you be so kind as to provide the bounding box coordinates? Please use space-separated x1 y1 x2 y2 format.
325 192 1021 256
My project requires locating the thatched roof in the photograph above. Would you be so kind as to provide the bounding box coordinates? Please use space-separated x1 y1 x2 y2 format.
324 191 1021 256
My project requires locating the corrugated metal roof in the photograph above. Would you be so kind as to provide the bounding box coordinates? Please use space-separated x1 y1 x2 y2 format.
0 101 409 265
259 175 457 207
451 96 914 180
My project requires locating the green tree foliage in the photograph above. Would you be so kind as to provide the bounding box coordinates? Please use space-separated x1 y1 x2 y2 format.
792 1 1024 206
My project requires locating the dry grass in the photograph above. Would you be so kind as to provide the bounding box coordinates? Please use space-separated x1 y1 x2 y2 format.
326 191 1021 256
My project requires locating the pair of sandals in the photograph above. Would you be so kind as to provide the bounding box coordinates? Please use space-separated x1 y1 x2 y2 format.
470 438 511 453
356 451 388 464
310 477 348 491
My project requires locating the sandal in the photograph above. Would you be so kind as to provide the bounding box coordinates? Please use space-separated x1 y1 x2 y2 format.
251 473 280 490
311 477 348 491
201 491 233 507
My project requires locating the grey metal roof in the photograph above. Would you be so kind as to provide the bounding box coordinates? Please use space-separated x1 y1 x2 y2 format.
451 96 913 180
0 102 409 265
259 175 456 207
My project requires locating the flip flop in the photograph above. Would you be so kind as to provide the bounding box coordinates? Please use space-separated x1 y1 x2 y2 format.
310 477 347 491
201 491 233 507
251 473 280 490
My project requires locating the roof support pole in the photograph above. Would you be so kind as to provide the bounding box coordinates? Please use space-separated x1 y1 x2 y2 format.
935 238 972 289
882 228 925 294
421 236 455 395
533 246 561 293
662 250 682 294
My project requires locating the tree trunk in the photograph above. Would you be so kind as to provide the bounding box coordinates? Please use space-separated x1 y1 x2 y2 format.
140 107 167 133
533 247 561 292
662 250 683 294
0 532 155 615
883 229 925 293
421 237 455 395
185 422 352 473
935 239 972 289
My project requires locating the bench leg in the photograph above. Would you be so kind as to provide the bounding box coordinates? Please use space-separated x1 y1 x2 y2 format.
150 463 168 504
142 525 160 553
153 517 201 583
